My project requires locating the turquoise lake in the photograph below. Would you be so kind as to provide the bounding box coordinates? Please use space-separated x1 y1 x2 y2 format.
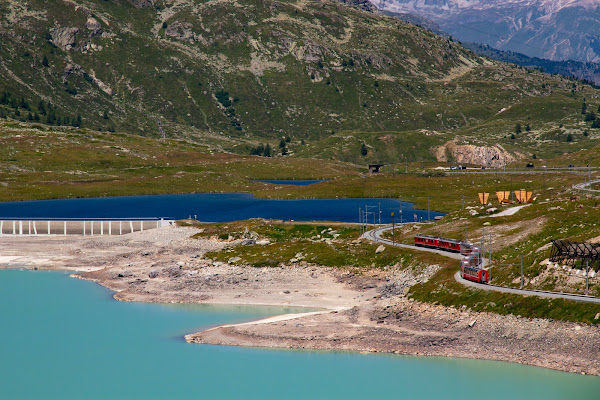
1 269 599 399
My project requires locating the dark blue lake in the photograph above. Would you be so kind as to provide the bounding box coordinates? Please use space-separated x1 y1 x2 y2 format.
258 180 327 186
0 193 441 222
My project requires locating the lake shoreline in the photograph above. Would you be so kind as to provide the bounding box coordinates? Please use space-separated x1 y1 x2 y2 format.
0 225 598 376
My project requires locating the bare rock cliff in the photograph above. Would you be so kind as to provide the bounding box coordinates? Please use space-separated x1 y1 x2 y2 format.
433 141 516 168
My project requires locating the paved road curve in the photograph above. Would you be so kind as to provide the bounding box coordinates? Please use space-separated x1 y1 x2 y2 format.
363 225 600 304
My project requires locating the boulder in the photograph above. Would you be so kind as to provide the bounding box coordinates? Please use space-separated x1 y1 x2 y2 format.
50 26 79 50
148 269 159 278
85 17 102 36
129 0 154 7
240 239 256 246
375 245 385 254
228 257 241 264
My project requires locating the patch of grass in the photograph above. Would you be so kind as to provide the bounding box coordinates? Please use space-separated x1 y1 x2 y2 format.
409 264 600 325
204 234 446 270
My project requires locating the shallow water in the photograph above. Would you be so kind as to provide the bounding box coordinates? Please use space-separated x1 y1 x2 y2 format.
1 270 599 400
257 179 327 185
0 193 440 223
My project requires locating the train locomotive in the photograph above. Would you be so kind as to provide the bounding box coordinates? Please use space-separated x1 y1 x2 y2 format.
414 234 489 283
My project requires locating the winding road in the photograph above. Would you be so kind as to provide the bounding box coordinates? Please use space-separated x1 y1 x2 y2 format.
363 225 600 304
573 178 600 193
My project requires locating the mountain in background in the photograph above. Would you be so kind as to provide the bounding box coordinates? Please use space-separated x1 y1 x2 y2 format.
1 0 487 144
0 0 596 165
383 0 600 63
463 42 600 86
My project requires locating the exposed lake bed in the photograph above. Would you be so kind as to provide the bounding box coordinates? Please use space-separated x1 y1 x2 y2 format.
1 222 599 386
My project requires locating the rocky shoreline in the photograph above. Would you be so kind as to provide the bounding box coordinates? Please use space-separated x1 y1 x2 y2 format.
187 297 600 376
1 226 598 376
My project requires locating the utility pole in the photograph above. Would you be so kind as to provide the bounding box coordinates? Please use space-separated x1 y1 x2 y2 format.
358 208 362 236
520 255 524 289
378 202 381 227
461 194 464 210
427 196 430 221
586 260 589 296
489 232 492 282
405 159 408 174
400 200 403 224
391 212 395 244
365 205 377 240
481 227 485 267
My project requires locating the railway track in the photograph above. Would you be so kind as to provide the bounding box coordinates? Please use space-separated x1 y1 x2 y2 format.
363 225 600 304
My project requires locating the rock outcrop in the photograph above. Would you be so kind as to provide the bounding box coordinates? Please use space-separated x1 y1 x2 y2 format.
85 17 102 37
337 0 377 13
50 26 79 50
129 0 154 8
165 21 196 42
433 140 516 168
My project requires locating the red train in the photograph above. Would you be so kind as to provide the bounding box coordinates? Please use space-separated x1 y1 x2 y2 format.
460 255 489 283
414 235 488 283
414 234 468 254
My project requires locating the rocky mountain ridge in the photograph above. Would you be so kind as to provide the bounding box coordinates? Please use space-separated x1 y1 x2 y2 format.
383 0 600 63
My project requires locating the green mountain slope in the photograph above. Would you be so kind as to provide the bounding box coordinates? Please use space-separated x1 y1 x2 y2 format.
0 0 598 165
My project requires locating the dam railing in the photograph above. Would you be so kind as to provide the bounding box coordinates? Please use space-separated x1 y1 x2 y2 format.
0 218 174 236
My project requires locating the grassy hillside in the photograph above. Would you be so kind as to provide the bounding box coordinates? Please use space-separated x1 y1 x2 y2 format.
2 120 595 214
1 0 599 166
0 121 358 201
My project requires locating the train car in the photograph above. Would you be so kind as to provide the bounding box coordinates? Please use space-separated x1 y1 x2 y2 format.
459 251 488 283
460 264 489 284
414 234 464 253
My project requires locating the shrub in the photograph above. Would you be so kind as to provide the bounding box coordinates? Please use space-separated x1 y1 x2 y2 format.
585 111 596 121
360 143 367 156
215 90 231 107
